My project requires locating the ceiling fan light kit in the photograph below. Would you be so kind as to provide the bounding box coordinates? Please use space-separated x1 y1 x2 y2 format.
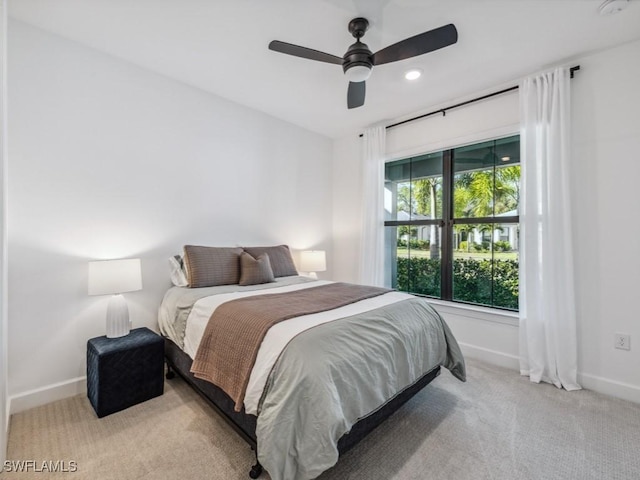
344 65 372 83
268 17 457 109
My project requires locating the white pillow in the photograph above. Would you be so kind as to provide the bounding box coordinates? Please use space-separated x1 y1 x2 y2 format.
168 255 188 287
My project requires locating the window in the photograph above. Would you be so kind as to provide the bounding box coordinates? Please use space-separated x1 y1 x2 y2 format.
384 135 520 310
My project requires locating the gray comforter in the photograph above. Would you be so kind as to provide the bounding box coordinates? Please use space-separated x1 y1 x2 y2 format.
256 297 466 480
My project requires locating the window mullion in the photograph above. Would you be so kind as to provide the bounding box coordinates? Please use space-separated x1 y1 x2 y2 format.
441 149 453 301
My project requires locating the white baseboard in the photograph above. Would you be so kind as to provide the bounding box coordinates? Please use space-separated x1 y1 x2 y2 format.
578 372 640 405
9 376 87 415
7 348 640 416
459 341 640 405
457 342 520 371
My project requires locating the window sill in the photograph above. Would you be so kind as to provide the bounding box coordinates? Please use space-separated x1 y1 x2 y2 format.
426 299 519 327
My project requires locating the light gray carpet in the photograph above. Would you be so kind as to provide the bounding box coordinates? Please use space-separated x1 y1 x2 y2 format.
6 359 640 479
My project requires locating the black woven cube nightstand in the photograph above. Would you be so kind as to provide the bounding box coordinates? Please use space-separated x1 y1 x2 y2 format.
87 327 164 418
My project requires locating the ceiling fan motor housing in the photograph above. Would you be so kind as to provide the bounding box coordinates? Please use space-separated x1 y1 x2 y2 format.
343 41 373 81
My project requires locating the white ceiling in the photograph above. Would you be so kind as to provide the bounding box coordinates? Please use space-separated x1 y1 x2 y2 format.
9 0 640 139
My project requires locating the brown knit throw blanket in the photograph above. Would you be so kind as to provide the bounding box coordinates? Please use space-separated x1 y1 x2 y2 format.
190 282 391 411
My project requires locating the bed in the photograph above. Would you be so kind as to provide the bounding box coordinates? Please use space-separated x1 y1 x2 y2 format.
158 245 466 480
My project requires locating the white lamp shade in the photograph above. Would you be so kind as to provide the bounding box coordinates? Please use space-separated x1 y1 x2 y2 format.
88 259 142 296
300 250 326 273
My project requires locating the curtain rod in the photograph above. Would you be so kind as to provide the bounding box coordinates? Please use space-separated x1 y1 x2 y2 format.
358 65 580 137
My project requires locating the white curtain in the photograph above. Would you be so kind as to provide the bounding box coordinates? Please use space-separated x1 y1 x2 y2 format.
359 126 386 286
519 67 580 391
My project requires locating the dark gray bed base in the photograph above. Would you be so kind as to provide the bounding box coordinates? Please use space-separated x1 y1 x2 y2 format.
164 337 441 478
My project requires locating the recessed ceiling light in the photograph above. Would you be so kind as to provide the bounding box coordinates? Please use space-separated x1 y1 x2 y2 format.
404 69 422 81
501 156 511 162
598 0 629 15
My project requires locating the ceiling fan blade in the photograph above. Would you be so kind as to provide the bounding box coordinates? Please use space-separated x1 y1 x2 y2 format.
372 24 458 66
268 40 343 65
347 81 366 109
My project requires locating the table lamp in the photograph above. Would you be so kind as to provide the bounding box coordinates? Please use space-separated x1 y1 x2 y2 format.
88 258 142 338
300 250 326 279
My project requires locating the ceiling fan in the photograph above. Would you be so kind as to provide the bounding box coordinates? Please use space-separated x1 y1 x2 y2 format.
268 18 458 109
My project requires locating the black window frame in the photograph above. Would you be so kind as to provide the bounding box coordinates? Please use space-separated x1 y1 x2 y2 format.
384 135 520 311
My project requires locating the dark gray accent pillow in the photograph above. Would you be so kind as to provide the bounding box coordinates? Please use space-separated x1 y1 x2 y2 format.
243 245 298 277
183 245 243 287
239 252 275 286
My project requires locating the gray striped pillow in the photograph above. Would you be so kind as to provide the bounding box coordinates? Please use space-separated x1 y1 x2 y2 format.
239 252 275 286
183 245 243 287
243 245 298 277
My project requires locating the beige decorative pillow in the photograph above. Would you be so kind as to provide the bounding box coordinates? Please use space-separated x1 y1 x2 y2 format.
243 245 298 277
183 245 243 287
239 252 275 286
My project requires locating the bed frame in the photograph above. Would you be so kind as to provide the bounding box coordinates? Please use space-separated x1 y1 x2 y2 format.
164 337 441 479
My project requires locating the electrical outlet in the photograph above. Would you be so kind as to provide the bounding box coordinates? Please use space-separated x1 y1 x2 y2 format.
614 333 631 351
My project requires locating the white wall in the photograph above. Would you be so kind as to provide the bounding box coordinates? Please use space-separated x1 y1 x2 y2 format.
0 0 7 464
332 39 640 403
331 135 362 283
385 90 519 161
7 20 333 412
570 39 640 401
